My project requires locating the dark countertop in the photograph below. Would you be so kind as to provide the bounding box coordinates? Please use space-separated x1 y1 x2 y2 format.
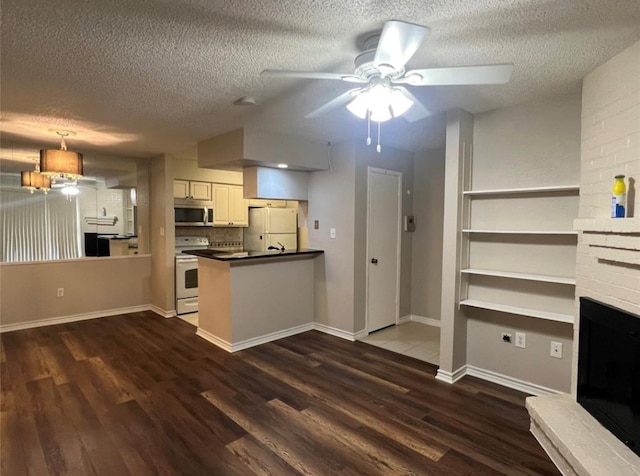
184 248 324 262
97 235 137 240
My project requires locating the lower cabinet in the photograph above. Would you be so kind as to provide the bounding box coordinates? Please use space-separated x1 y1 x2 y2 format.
213 184 248 226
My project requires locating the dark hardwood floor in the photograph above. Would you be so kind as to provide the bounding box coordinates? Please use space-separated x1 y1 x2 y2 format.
1 311 559 475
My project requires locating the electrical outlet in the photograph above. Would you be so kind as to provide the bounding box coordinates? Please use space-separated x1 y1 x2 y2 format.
330 228 336 239
501 332 512 343
314 220 319 230
515 332 526 348
550 341 563 359
57 288 64 297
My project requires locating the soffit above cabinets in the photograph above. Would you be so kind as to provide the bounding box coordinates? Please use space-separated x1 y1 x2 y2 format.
197 128 328 171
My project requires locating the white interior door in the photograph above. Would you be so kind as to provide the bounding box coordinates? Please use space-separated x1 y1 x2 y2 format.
366 168 401 333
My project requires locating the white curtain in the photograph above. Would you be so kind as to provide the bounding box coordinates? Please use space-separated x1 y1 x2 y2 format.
0 190 82 262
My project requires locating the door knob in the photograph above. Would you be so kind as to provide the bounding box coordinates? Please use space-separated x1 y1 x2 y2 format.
371 258 378 264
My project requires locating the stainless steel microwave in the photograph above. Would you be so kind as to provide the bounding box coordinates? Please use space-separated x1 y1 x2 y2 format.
175 204 213 227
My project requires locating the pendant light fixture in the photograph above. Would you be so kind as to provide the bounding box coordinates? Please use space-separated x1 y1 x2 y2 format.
20 160 51 194
40 131 83 179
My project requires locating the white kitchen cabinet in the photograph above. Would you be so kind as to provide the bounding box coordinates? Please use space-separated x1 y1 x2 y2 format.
247 199 287 208
459 185 580 323
213 184 248 226
173 179 211 201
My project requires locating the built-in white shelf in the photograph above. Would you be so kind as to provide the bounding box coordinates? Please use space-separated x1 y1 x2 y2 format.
460 268 576 285
462 229 578 235
463 185 580 196
460 299 574 324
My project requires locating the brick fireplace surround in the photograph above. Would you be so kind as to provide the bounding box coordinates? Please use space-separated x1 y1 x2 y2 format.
526 40 640 475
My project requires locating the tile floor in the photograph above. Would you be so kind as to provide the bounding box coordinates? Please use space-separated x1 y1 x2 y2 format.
178 312 198 327
360 321 440 366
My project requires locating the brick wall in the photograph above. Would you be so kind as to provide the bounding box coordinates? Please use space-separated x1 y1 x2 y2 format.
573 40 640 393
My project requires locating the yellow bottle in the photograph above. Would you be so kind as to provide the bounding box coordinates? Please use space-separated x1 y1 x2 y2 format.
611 175 626 218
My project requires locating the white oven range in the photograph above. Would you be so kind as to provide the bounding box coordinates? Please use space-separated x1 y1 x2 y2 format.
175 236 209 315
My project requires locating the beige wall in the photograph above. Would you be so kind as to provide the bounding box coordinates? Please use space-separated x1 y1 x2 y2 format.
150 154 175 313
174 156 243 184
411 148 445 320
467 310 573 391
439 109 473 376
465 93 582 392
230 258 314 341
308 142 357 332
353 142 414 330
472 92 582 189
308 141 415 334
0 256 151 328
574 40 640 391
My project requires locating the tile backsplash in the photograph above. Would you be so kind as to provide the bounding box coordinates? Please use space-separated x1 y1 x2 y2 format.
175 227 243 246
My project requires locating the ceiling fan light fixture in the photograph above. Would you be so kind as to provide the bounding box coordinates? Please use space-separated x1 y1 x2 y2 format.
346 92 370 119
389 88 413 117
40 132 83 180
346 84 412 123
61 183 80 196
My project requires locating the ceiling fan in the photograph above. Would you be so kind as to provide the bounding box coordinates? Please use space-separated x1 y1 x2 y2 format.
262 20 514 131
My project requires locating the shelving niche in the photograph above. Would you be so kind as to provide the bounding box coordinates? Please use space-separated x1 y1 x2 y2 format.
459 185 579 324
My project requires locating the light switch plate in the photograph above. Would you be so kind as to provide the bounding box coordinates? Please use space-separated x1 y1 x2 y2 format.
330 228 336 239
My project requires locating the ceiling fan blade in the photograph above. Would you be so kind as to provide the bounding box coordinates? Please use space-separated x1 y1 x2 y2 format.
395 87 431 122
397 64 514 86
305 88 362 118
261 70 366 83
374 20 430 73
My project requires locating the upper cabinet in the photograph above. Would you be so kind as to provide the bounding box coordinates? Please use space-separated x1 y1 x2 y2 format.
212 184 248 227
173 179 211 201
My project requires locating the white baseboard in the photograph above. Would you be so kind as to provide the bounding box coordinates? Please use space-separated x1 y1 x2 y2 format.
195 328 233 352
435 366 468 384
149 305 175 318
406 314 441 327
353 328 368 340
398 315 411 324
196 322 315 352
0 305 151 333
435 364 563 396
466 365 563 396
313 322 366 341
196 322 369 352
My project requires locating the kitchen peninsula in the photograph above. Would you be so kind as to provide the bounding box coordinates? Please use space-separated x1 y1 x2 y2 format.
186 248 323 351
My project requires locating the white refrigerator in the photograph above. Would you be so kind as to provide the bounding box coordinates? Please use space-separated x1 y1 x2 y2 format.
245 208 298 251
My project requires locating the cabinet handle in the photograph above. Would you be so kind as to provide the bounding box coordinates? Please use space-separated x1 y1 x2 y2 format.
371 258 378 264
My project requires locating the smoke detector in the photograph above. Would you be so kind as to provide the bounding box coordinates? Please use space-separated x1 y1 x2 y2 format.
233 96 258 106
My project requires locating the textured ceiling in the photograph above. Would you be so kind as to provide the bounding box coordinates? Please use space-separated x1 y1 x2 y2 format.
1 0 639 160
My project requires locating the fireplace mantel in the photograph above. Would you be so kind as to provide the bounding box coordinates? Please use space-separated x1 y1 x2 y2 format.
574 218 640 266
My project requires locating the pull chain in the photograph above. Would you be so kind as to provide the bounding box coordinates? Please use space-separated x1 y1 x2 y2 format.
376 121 381 153
366 110 371 146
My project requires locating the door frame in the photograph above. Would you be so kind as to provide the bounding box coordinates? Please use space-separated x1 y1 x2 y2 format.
365 166 402 334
